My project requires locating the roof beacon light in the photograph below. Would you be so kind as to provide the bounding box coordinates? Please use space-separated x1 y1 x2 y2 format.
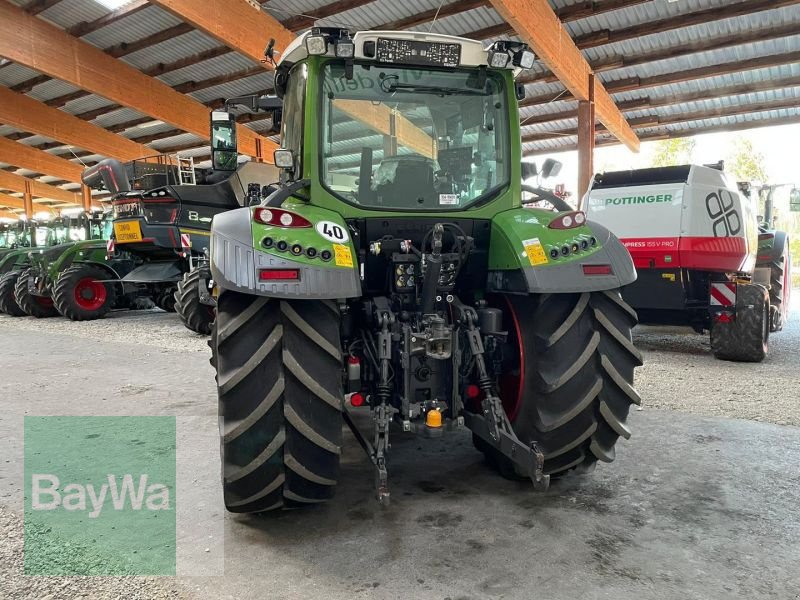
305 30 328 56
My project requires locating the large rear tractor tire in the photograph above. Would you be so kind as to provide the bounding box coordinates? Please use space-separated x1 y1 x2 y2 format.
175 267 215 335
53 264 118 321
711 284 769 363
14 269 58 318
481 290 643 478
0 272 24 316
212 291 343 513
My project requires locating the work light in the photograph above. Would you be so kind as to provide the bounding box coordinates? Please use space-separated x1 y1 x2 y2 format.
335 34 355 58
305 34 328 56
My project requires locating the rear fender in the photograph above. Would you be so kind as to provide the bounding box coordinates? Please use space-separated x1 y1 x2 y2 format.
487 207 636 293
210 204 361 299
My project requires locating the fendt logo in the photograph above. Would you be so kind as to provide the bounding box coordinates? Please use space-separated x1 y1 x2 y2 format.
706 189 741 237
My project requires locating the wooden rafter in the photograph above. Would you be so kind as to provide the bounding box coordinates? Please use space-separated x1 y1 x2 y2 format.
522 50 800 108
0 170 81 204
0 1 274 160
149 0 435 152
489 0 639 151
523 21 800 86
525 114 800 156
0 137 83 183
0 86 152 161
523 96 800 143
521 76 800 128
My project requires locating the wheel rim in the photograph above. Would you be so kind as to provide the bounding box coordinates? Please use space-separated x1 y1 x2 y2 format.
490 295 525 422
74 277 107 311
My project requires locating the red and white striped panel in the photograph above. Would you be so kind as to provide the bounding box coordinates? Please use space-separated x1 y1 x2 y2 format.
180 234 191 250
106 239 115 256
710 282 736 307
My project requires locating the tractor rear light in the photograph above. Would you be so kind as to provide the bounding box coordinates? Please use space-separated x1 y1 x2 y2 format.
549 211 586 230
350 392 365 407
582 264 613 276
259 269 300 281
254 208 312 228
465 384 481 399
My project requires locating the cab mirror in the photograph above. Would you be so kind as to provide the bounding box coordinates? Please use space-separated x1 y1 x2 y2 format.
210 111 238 172
541 158 562 179
791 188 800 212
521 162 538 181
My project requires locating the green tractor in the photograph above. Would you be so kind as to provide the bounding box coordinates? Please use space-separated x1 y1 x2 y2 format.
13 210 143 320
0 216 70 316
209 29 643 511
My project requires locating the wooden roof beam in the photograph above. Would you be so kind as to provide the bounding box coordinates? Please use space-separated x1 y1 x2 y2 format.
0 137 83 184
0 192 26 210
149 0 434 153
0 1 273 160
522 50 800 108
0 170 81 204
523 21 800 86
521 75 800 127
525 114 800 156
0 86 152 162
489 0 639 151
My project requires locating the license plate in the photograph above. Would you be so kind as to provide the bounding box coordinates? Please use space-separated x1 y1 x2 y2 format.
114 221 143 243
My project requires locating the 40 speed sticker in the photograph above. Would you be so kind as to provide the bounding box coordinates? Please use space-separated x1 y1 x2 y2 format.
316 221 349 243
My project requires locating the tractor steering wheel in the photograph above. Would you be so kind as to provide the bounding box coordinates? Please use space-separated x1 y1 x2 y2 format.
521 184 573 212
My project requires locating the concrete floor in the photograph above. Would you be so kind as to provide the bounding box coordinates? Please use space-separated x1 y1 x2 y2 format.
1 310 800 599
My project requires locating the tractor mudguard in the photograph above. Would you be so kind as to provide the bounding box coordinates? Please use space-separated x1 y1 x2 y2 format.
487 208 636 294
123 260 184 283
210 206 361 300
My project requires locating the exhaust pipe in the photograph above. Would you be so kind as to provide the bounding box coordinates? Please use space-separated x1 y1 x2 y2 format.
82 159 131 195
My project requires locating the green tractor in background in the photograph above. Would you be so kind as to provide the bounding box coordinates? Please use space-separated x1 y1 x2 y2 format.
209 29 643 511
12 209 143 320
0 216 70 316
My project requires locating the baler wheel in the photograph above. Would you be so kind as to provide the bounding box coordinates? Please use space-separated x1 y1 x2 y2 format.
711 284 769 363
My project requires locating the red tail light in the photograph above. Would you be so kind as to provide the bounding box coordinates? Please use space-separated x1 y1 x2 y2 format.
259 269 300 281
549 211 586 230
254 208 312 228
582 264 613 276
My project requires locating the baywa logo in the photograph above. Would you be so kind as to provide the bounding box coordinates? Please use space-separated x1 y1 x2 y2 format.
706 189 741 237
24 416 176 576
31 473 170 519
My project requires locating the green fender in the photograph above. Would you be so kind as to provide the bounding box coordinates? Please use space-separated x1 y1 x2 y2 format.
211 202 361 299
487 207 637 294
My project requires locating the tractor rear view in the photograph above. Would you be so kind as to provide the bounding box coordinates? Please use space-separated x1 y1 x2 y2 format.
208 28 643 511
583 164 791 362
82 154 278 334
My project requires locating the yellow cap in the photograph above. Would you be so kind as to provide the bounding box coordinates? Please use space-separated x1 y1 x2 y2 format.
426 409 443 428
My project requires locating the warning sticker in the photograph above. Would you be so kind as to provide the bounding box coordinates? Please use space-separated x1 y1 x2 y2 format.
439 194 459 206
522 238 549 266
333 244 353 268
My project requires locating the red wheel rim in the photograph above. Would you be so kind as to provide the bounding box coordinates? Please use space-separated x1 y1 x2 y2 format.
499 295 525 422
74 277 107 311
